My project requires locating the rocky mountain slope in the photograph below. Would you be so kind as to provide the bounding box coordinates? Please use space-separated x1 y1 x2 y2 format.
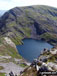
0 37 27 76
0 5 57 45
0 5 57 75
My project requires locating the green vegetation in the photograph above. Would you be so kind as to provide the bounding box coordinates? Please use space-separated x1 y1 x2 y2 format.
19 63 27 67
7 21 16 27
4 44 22 59
21 67 37 76
40 32 57 42
11 36 23 45
41 32 53 40
0 73 5 76
47 54 57 62
19 27 31 37
0 66 4 70
0 40 2 44
0 37 22 61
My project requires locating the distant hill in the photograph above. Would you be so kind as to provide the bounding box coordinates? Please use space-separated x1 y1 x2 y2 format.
0 5 57 45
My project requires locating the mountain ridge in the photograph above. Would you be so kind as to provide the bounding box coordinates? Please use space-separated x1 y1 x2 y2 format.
0 5 57 45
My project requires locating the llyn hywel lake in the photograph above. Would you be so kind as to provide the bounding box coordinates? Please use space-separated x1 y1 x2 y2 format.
16 39 53 62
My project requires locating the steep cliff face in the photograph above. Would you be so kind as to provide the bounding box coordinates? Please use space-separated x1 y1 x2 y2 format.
0 5 57 45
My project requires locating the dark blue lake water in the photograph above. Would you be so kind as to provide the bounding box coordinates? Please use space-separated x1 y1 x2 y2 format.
16 39 53 62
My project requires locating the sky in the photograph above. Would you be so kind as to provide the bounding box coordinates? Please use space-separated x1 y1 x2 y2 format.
0 0 57 10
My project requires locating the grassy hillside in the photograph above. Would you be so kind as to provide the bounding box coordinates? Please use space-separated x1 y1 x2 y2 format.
0 37 22 61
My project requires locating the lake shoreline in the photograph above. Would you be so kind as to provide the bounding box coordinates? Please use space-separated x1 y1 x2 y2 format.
17 38 53 62
19 36 55 46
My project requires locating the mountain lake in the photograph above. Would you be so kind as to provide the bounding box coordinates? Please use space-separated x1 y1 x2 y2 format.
16 38 53 62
